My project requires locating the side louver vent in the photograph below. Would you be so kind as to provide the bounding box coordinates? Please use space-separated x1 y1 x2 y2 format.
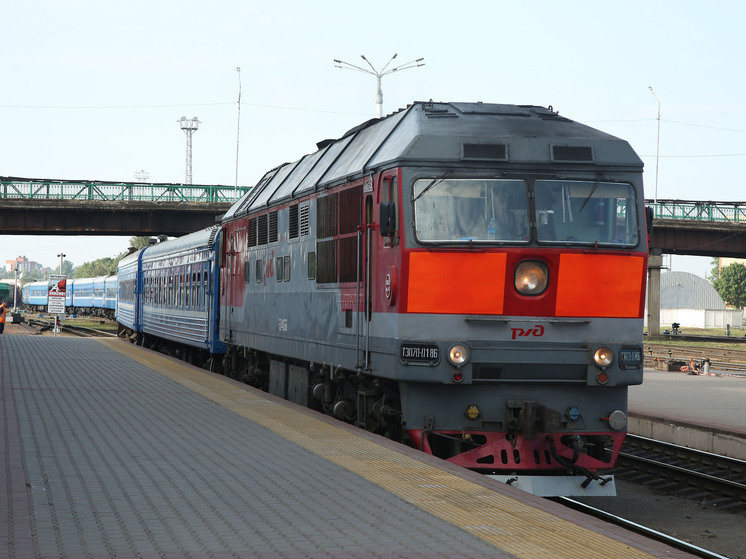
462 143 508 161
551 145 594 162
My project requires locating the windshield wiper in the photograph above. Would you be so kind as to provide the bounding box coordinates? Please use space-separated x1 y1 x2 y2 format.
413 170 452 202
579 173 605 213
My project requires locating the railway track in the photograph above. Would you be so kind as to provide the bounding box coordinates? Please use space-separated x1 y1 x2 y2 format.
556 497 728 559
618 434 746 511
560 435 746 558
645 342 746 373
25 317 116 337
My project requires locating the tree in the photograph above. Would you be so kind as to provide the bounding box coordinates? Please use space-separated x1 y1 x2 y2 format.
712 262 746 309
129 236 153 250
73 257 118 278
52 260 75 276
20 270 44 284
705 257 720 282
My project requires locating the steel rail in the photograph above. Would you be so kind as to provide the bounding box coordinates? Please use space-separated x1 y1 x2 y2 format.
556 497 729 559
620 434 746 504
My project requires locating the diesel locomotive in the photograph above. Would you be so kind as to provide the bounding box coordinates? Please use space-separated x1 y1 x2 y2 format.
216 101 648 491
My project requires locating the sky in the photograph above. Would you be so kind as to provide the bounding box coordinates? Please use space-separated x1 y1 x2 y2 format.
2 0 745 277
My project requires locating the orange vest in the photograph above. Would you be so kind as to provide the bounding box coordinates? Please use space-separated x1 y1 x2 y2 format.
0 306 6 324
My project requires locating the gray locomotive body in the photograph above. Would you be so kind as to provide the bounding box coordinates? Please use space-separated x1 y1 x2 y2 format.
219 102 647 487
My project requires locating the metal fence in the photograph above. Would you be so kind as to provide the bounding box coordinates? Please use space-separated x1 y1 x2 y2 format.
0 178 251 203
647 200 746 223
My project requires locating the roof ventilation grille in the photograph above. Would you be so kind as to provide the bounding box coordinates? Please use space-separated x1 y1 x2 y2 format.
551 145 594 162
462 143 508 161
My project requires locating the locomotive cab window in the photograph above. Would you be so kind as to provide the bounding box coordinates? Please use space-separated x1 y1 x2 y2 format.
534 180 638 246
380 176 398 242
414 178 529 243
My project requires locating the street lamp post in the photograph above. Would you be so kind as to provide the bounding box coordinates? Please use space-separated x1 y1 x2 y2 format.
334 54 425 118
12 265 17 311
648 86 661 206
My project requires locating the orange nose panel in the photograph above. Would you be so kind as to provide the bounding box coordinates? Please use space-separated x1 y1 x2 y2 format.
556 254 645 318
406 252 507 314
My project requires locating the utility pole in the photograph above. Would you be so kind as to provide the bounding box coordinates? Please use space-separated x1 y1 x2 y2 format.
235 67 242 196
179 116 200 184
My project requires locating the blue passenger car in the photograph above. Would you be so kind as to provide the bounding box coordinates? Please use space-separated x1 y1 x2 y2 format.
116 249 144 333
92 276 107 309
23 280 49 310
138 226 226 356
103 275 117 313
71 277 95 310
66 280 74 308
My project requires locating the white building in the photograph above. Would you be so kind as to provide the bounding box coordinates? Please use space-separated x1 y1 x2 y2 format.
646 271 742 329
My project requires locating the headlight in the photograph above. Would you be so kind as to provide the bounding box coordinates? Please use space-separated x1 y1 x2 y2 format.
448 344 469 366
593 347 613 368
514 261 549 295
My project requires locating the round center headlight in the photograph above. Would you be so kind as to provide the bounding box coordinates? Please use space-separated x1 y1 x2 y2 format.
448 344 469 366
593 347 613 368
514 261 549 295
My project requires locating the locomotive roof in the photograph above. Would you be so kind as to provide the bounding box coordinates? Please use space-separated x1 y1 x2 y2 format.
223 101 643 221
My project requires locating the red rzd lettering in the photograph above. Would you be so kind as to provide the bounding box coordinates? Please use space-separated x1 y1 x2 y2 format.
511 325 545 340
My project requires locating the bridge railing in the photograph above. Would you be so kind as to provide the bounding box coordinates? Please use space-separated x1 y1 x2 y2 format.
647 200 746 224
0 178 251 203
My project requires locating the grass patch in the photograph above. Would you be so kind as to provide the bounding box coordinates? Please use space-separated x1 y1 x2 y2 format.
64 317 118 333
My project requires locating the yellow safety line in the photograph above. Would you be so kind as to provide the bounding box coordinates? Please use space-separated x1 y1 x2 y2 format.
97 338 656 559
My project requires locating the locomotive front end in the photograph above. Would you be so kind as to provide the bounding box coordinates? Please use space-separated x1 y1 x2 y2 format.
381 107 647 493
394 173 647 492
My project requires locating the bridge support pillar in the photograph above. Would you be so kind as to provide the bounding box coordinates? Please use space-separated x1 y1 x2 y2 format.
647 250 663 337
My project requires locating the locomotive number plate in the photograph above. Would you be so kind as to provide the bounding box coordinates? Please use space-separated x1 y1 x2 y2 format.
619 346 643 369
400 342 440 364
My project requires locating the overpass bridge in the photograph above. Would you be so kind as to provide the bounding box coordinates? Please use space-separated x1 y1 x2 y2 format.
0 176 251 236
648 199 746 257
1 179 741 336
1 179 741 256
645 199 746 338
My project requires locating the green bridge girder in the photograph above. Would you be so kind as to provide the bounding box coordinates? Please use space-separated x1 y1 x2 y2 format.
0 177 251 203
648 199 746 224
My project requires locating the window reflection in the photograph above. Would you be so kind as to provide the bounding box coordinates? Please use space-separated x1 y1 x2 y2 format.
413 177 638 247
414 179 529 242
534 180 637 246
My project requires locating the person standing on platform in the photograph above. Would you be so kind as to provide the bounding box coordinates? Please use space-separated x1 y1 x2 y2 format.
0 301 7 334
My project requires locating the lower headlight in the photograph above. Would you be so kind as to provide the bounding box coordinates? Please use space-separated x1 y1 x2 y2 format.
593 347 613 368
448 344 468 366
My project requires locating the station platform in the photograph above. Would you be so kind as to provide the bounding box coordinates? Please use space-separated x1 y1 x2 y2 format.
629 368 746 459
1 335 695 558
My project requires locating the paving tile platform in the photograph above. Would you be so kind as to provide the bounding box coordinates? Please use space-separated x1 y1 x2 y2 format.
1 335 695 558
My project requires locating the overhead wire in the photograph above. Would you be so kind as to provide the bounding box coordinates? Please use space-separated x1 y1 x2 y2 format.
0 100 366 116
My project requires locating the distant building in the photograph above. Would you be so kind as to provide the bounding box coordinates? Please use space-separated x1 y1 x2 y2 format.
4 256 42 274
646 271 742 329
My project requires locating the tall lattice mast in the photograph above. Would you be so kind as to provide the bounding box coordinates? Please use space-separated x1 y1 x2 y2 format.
178 116 200 184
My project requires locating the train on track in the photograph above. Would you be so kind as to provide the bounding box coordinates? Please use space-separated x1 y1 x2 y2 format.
23 275 117 319
25 102 650 492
